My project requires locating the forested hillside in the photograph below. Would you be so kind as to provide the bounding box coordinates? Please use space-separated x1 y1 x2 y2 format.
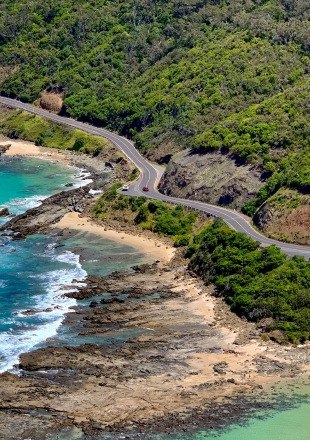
2 0 310 231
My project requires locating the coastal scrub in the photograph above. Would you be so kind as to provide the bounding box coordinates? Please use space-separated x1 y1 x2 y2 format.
93 192 201 245
189 219 310 344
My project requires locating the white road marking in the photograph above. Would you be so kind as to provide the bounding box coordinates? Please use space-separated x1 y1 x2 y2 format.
1 97 310 257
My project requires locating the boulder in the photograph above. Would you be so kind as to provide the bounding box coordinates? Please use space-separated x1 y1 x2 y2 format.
0 208 9 217
256 317 274 330
0 144 11 155
269 330 287 344
89 300 99 308
40 93 63 112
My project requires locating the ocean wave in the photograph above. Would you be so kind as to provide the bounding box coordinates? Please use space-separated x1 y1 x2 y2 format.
89 189 103 195
0 250 86 373
0 165 92 228
69 166 92 188
1 194 48 213
0 318 65 373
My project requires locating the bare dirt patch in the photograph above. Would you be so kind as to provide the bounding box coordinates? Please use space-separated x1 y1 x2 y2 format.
39 92 63 112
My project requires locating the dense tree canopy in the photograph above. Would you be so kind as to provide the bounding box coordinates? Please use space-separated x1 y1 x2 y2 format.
189 219 310 343
2 0 310 214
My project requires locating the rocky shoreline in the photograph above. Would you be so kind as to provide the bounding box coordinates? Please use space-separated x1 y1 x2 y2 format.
0 146 310 439
1 258 310 439
0 138 134 239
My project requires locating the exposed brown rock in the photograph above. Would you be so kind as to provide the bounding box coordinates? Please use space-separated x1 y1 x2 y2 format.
0 144 11 155
0 208 9 217
254 188 310 245
0 260 309 438
158 149 266 209
0 185 95 239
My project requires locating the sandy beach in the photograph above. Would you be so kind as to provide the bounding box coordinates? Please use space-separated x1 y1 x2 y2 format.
1 140 67 160
56 212 175 264
1 135 309 439
1 139 174 264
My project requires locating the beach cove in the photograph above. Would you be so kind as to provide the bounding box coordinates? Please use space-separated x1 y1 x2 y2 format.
0 140 310 439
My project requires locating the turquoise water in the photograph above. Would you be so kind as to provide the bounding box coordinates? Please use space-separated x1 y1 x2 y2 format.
0 156 86 371
2 156 310 440
52 381 310 440
196 401 310 439
152 380 310 440
0 156 148 372
51 396 310 440
0 156 88 219
0 233 83 371
34 231 151 349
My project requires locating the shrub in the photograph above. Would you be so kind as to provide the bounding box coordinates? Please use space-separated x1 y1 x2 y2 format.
135 205 149 224
94 194 199 240
113 196 128 210
185 243 199 258
129 196 147 212
129 168 139 181
189 220 310 342
72 136 86 151
173 235 190 247
102 183 122 201
147 200 167 213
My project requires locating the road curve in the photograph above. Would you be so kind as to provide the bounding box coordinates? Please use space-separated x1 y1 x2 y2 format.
1 96 309 259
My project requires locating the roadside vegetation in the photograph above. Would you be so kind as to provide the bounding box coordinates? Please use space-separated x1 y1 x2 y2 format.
189 219 310 344
93 186 202 246
0 109 112 154
2 0 310 217
94 187 310 344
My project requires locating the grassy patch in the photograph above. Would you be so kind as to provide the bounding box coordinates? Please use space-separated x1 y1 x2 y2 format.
129 167 139 181
0 110 112 154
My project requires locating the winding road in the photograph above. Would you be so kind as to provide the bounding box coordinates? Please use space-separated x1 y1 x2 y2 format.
1 96 310 258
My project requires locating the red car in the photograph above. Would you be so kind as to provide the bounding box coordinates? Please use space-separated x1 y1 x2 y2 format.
143 186 149 191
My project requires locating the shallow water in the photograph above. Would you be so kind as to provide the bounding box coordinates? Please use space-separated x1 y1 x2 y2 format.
58 380 310 440
2 157 310 440
0 157 148 372
0 233 84 372
0 156 87 220
34 231 151 349
195 401 310 440
154 381 310 440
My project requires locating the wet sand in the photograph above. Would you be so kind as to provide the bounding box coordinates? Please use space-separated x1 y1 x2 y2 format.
1 137 310 438
55 212 175 264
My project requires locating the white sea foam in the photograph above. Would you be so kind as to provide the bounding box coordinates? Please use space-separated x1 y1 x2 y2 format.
0 164 92 221
0 160 93 372
0 317 66 373
89 189 103 195
1 194 49 215
70 166 92 188
0 250 86 373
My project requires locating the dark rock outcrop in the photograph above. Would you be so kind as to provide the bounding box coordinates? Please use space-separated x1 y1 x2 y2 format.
0 143 11 155
0 207 9 217
0 185 93 239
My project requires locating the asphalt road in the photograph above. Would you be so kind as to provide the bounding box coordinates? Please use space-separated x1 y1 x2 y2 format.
1 96 310 258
